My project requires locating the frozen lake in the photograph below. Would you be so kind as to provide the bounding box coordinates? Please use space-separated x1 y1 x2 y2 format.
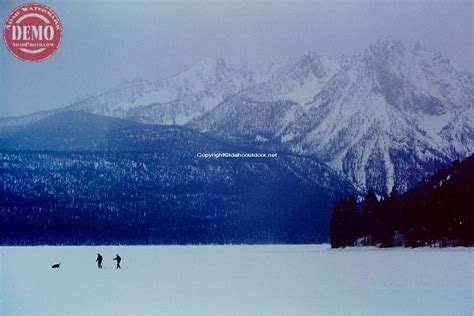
0 245 472 315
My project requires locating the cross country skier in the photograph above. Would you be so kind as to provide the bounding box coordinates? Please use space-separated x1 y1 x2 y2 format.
113 254 121 269
96 253 103 269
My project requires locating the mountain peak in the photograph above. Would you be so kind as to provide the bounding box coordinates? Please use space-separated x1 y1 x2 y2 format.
413 41 427 53
192 57 227 71
366 38 406 59
304 51 320 59
293 51 329 78
373 37 405 48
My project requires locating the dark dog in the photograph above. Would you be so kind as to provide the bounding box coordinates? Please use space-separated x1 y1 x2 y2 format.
51 263 61 269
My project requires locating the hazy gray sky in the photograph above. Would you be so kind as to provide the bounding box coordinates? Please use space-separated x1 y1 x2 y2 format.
1 0 472 117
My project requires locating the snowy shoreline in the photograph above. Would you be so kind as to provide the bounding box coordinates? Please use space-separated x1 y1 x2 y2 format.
1 243 472 250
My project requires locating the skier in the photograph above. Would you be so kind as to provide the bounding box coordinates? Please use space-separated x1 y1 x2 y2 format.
96 253 103 269
113 254 121 269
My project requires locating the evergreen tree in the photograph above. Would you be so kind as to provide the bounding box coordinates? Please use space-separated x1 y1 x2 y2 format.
345 195 359 243
330 199 346 248
329 155 474 248
361 187 378 244
329 195 358 248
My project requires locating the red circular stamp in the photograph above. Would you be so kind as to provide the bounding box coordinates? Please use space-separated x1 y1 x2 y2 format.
3 3 62 62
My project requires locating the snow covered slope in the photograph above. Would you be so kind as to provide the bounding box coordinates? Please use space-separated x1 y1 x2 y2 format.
64 59 281 125
284 40 473 192
192 40 473 193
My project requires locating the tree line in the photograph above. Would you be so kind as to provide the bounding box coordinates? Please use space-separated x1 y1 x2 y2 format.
330 155 474 248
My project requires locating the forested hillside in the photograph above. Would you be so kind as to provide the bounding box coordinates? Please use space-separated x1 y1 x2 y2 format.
330 154 474 247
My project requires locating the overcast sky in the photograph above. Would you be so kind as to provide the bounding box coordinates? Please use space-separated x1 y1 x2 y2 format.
1 0 472 117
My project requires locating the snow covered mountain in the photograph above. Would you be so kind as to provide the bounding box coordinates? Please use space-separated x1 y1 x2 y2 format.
192 40 473 193
1 39 472 193
63 58 281 125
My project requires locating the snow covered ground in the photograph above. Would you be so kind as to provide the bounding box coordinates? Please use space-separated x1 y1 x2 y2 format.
0 245 472 315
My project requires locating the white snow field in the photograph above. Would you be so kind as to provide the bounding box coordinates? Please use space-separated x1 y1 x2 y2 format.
0 245 472 315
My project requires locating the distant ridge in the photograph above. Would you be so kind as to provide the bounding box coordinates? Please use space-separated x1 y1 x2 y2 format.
0 111 357 245
1 39 472 194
